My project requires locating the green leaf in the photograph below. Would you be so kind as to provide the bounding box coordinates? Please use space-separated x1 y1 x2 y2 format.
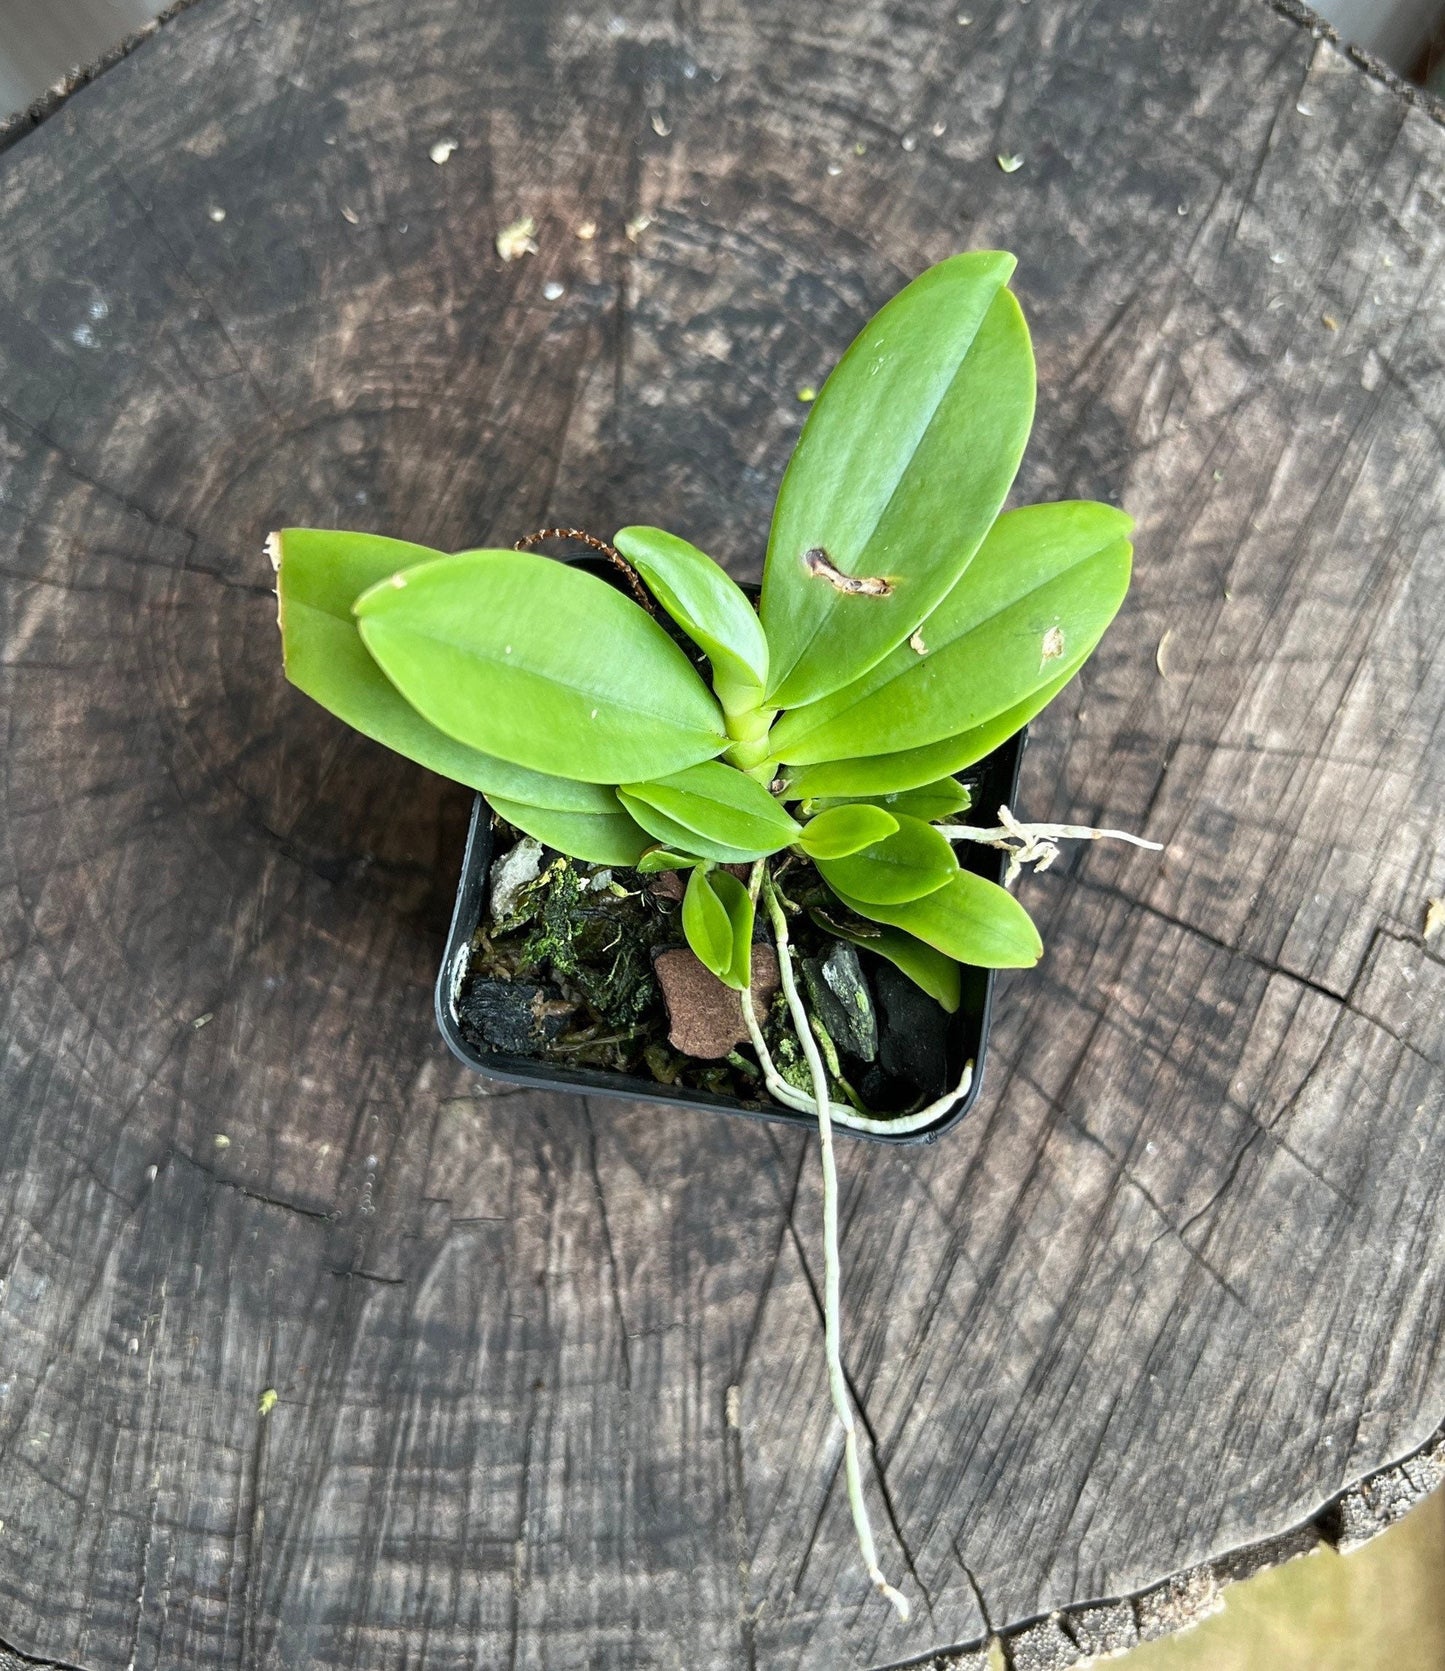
770 501 1133 766
636 848 704 874
619 761 800 862
613 525 769 708
617 794 759 865
814 813 957 904
811 908 961 1012
812 778 972 822
782 657 1084 798
354 549 726 783
797 803 898 859
710 869 756 990
682 866 754 989
488 794 652 866
272 528 603 811
760 252 1036 707
830 871 1042 968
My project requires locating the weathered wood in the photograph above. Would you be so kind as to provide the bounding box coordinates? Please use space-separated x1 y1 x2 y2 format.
0 0 1442 1667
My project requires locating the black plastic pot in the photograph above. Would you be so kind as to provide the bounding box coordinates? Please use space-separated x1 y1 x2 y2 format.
434 728 1027 1146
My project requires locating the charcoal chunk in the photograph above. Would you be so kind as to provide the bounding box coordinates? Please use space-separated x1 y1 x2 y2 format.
802 942 878 1062
459 978 575 1056
874 961 948 1098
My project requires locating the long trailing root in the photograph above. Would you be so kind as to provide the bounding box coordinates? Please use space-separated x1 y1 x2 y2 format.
936 803 1162 885
758 871 911 1623
724 808 1158 1617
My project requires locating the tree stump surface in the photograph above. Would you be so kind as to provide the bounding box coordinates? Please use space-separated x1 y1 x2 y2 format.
1 1 1443 1667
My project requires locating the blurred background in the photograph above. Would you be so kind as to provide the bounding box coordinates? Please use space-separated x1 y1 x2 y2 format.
1 0 1444 115
0 0 1441 1665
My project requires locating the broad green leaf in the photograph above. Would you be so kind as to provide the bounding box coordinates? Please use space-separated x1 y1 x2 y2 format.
831 871 1042 968
811 908 961 1012
812 778 973 823
783 656 1085 798
797 804 898 859
613 526 769 709
620 761 799 862
616 793 764 866
636 848 704 874
354 550 726 783
683 867 737 985
273 528 603 810
770 501 1132 765
710 869 756 991
761 252 1036 707
815 814 957 904
489 794 652 866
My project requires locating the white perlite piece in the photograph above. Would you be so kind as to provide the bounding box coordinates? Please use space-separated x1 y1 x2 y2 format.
488 837 544 923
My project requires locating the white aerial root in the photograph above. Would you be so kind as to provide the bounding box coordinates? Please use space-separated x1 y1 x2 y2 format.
935 803 1162 885
757 873 911 1623
729 807 1159 1617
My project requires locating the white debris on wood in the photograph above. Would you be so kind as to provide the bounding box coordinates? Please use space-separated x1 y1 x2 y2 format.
496 216 538 261
1156 627 1174 677
429 137 458 164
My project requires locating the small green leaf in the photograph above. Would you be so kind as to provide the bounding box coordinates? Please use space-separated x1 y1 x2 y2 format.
782 655 1083 798
770 501 1132 766
683 867 734 983
613 525 769 708
710 869 756 991
812 778 973 822
620 761 800 862
488 794 652 866
636 848 704 874
830 871 1042 968
273 528 602 810
811 908 961 1012
354 550 726 783
814 813 957 904
797 804 898 859
761 252 1036 707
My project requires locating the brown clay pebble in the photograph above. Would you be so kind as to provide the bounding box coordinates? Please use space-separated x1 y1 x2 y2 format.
654 945 780 1059
648 870 687 902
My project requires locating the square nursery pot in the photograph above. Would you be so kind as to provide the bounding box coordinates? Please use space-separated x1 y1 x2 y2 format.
434 730 1027 1148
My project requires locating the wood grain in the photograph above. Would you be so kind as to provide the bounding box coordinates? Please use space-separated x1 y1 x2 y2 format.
0 0 1442 1666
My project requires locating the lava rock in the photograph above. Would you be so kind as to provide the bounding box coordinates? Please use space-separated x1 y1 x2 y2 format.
654 945 780 1059
802 942 878 1062
874 961 948 1098
648 869 688 903
459 977 575 1056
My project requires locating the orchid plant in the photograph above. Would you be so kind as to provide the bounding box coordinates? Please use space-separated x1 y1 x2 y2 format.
271 251 1150 1620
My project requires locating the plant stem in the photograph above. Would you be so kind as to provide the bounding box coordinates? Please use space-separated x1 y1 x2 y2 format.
761 872 911 1623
